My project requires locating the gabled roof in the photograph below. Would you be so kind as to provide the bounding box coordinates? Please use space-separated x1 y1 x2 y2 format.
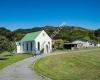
20 31 42 42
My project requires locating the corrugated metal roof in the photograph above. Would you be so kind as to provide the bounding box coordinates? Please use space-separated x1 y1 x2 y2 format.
20 31 42 42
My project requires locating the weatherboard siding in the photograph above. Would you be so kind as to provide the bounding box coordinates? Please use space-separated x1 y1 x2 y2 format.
16 30 52 54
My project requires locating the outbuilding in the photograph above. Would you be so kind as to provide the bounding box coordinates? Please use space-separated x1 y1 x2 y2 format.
96 43 100 47
72 39 96 48
63 43 77 50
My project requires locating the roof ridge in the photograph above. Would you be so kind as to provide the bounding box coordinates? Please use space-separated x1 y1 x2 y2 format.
20 30 43 42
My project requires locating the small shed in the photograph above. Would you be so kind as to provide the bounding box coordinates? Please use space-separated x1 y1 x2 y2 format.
63 43 78 50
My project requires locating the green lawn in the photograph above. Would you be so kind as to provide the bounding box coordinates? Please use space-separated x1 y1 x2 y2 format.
33 48 100 80
53 47 99 52
0 52 32 69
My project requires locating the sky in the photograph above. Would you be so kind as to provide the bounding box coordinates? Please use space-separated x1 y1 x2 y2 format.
0 0 100 30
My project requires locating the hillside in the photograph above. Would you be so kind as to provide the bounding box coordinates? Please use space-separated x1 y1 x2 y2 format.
0 26 100 42
13 26 100 42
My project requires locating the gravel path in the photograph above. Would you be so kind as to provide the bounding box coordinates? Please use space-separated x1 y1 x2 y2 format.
0 55 44 80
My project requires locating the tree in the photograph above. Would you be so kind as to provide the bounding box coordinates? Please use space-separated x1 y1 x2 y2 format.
53 39 64 49
95 29 100 37
8 41 16 53
0 35 16 53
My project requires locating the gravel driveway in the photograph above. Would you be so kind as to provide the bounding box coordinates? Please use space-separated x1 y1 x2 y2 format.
0 55 44 80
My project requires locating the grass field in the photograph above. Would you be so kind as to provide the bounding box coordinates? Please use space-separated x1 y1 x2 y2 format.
53 47 99 52
0 52 32 69
33 48 100 80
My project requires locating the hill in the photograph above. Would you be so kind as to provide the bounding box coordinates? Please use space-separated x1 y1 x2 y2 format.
0 26 100 42
13 26 100 42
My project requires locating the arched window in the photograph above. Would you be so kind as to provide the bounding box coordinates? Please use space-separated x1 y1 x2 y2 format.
38 42 40 50
26 42 28 51
48 42 50 49
23 42 24 50
46 45 49 53
19 43 21 46
30 42 33 51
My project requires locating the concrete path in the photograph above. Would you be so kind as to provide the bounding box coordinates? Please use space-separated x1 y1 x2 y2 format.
0 55 44 80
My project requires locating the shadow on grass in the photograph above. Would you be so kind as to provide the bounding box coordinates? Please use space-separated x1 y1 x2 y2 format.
0 57 8 60
4 54 13 57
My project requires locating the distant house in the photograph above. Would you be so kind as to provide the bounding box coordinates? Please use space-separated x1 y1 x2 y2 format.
72 39 96 48
16 30 52 54
88 40 97 47
96 43 100 47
